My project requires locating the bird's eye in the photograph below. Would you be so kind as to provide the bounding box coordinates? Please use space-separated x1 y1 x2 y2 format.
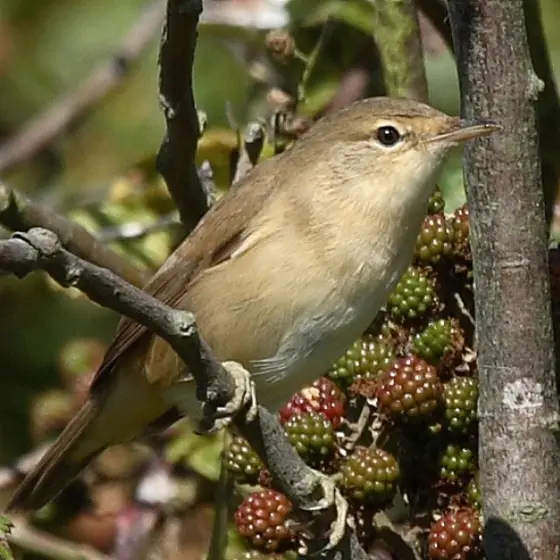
376 125 402 147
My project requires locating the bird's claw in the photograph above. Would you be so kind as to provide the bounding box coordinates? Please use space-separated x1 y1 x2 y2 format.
298 473 349 553
198 361 258 434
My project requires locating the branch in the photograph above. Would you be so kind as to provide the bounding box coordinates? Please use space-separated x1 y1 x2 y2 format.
0 0 166 173
447 1 560 558
0 228 369 559
231 122 265 187
9 517 109 560
371 0 429 101
156 0 209 232
0 183 150 287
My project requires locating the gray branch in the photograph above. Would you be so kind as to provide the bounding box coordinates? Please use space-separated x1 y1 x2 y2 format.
0 183 150 287
0 227 369 559
447 0 560 557
156 0 209 232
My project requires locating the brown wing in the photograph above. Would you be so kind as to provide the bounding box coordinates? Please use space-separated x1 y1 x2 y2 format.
90 155 284 394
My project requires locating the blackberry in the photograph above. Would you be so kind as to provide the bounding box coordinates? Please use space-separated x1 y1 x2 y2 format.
224 436 263 484
428 186 446 214
428 508 482 560
234 489 293 552
279 376 345 427
328 334 396 388
339 446 399 505
376 356 443 420
411 318 464 367
439 445 476 484
387 266 438 321
467 473 481 509
415 214 454 265
449 204 471 260
284 412 336 468
443 377 478 435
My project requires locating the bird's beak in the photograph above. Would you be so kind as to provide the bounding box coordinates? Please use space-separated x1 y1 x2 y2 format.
427 118 502 145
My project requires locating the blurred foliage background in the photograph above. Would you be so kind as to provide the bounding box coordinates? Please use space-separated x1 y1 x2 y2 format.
0 0 559 557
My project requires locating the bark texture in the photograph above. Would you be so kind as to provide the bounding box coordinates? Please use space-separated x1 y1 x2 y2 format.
447 1 560 558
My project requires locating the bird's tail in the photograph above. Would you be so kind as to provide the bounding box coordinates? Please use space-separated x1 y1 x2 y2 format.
6 400 104 513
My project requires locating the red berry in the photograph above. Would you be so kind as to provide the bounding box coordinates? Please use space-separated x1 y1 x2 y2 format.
279 377 345 427
376 356 443 420
428 508 482 559
234 489 293 552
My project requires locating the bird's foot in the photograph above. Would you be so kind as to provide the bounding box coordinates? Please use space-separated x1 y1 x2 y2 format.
198 361 258 434
296 472 349 554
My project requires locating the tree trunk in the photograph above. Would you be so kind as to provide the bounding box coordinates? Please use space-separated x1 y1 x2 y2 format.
447 1 560 558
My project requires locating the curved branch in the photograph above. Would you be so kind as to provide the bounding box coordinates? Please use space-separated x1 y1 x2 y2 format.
156 0 208 232
0 228 369 559
0 183 150 287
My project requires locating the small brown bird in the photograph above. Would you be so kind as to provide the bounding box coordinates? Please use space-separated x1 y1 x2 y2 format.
6 97 500 512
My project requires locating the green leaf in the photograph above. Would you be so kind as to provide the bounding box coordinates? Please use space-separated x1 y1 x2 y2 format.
0 516 13 560
165 424 225 482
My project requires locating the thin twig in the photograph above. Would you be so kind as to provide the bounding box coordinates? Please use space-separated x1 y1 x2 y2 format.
9 517 110 560
231 122 266 186
0 183 150 287
156 0 208 232
0 0 166 173
97 213 180 243
298 18 336 105
198 161 219 207
207 433 234 560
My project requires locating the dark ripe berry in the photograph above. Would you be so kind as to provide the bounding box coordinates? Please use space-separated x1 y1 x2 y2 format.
234 489 293 552
467 473 481 509
387 266 438 321
339 446 399 505
328 334 396 387
279 376 345 427
224 436 263 484
449 204 471 260
376 356 443 420
428 508 482 560
411 318 464 367
415 213 454 265
439 445 476 484
428 186 446 214
284 412 336 468
443 377 478 435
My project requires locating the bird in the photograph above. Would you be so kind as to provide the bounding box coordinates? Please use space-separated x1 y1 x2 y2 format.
6 96 500 512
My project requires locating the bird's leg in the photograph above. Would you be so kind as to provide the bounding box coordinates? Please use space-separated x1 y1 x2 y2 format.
198 361 258 434
162 361 258 434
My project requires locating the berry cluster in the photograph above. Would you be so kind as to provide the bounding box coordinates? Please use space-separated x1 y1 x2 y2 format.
230 190 556 559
